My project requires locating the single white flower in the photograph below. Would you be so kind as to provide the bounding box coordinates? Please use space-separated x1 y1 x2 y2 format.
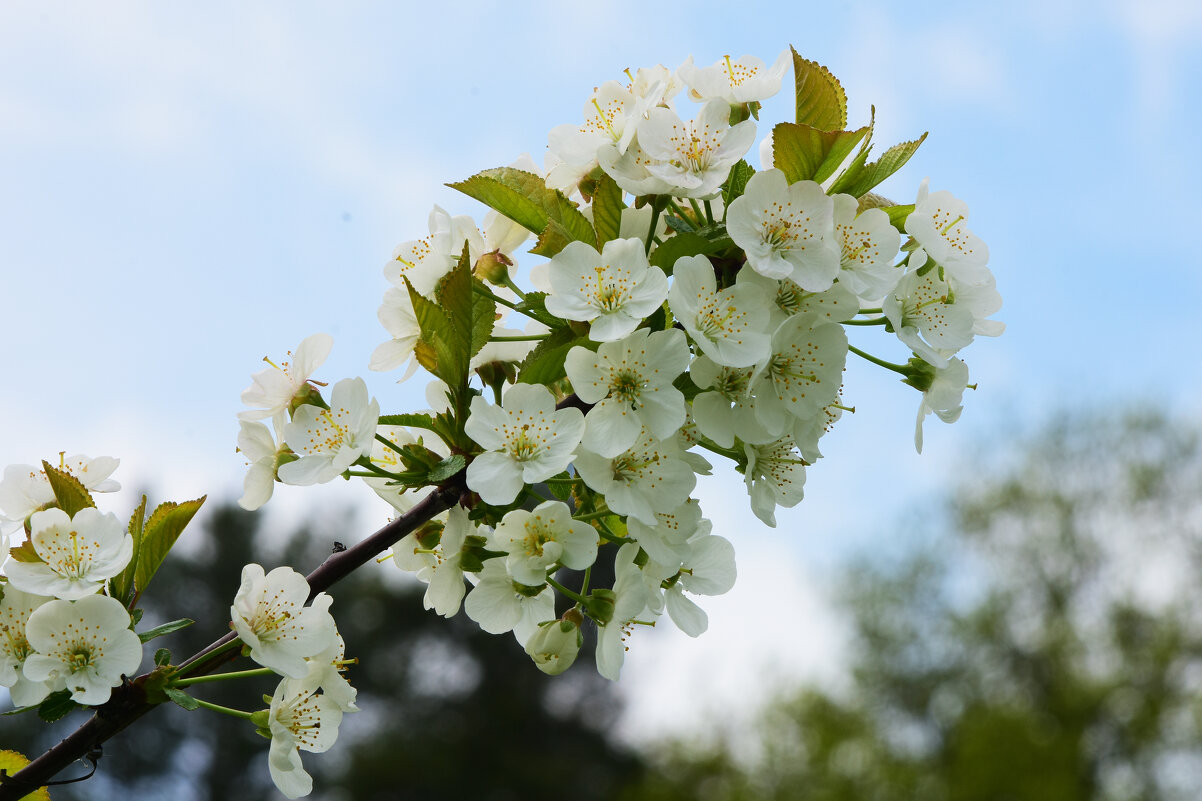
625 499 703 567
239 333 333 426
574 427 697 526
566 328 690 458
0 455 120 539
744 435 808 527
384 204 485 297
738 271 859 334
420 505 474 618
831 193 903 301
882 251 975 368
0 586 54 706
23 594 142 706
266 677 345 799
750 312 848 435
464 384 585 506
5 507 132 600
369 287 422 380
464 558 555 646
292 631 358 713
904 180 991 286
230 564 337 679
236 419 287 512
493 501 598 586
915 357 970 454
668 255 772 368
688 355 774 449
596 543 653 681
726 170 839 288
662 528 737 637
279 378 380 486
546 81 652 193
678 50 791 105
544 238 669 342
636 100 756 198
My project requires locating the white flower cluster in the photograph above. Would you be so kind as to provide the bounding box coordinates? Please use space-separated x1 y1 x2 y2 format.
230 564 358 799
0 457 142 708
224 47 1003 797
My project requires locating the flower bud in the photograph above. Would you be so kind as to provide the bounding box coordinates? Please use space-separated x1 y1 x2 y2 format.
474 249 513 286
900 356 937 393
524 614 582 675
584 589 616 625
288 382 327 417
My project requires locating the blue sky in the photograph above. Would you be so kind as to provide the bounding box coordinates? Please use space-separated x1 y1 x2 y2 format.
2 0 1200 738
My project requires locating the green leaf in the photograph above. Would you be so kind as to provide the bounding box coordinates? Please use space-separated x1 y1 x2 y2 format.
7 540 41 563
833 133 927 198
772 122 869 185
427 454 467 483
37 690 77 723
406 278 464 383
133 497 206 598
529 219 578 258
435 244 474 338
471 281 497 359
792 48 847 132
722 160 756 208
154 648 172 667
111 493 147 606
517 328 590 386
378 413 440 431
41 461 95 517
882 204 915 233
591 173 625 247
673 371 704 402
163 686 200 712
650 232 724 274
449 167 596 249
138 618 195 644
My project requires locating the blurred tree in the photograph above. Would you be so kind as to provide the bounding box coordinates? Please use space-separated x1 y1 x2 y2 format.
627 410 1202 801
2 501 642 800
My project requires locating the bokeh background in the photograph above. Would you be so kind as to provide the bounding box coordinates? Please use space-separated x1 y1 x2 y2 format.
2 1 1200 798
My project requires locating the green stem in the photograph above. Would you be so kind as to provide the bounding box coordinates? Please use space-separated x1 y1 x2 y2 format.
703 199 715 225
666 199 691 221
192 698 257 721
572 509 613 522
501 276 528 300
688 198 704 223
645 205 662 255
489 334 549 342
172 667 276 688
858 307 883 315
375 432 407 455
844 317 888 326
473 284 525 316
547 576 587 603
579 565 592 596
848 344 910 375
693 437 743 462
594 518 626 544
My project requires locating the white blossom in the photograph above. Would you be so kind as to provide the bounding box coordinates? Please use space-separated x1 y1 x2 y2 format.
23 594 142 706
726 171 839 288
464 384 584 506
0 586 54 706
544 238 669 342
239 333 333 427
266 677 345 799
634 100 756 198
230 564 337 679
384 204 484 297
668 255 772 368
5 507 132 601
565 328 690 457
574 427 697 526
678 50 791 105
493 501 598 586
0 455 120 539
279 378 380 486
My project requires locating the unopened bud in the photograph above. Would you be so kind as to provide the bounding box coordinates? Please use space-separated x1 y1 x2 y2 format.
288 382 327 416
474 250 513 285
525 613 582 675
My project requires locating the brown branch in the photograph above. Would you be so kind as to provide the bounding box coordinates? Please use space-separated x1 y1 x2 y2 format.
0 476 465 800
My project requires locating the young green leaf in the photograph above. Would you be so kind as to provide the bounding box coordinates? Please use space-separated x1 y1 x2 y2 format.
516 328 590 386
591 172 625 247
154 648 172 667
882 204 916 233
449 167 596 249
110 493 147 607
722 160 756 208
830 133 928 198
406 278 465 384
377 412 441 431
649 232 724 274
427 454 467 484
163 686 201 712
791 48 847 132
772 122 869 185
137 618 195 644
132 497 206 599
40 461 95 517
37 690 77 723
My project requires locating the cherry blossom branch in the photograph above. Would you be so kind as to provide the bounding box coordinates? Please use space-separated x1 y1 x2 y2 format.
0 478 465 800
